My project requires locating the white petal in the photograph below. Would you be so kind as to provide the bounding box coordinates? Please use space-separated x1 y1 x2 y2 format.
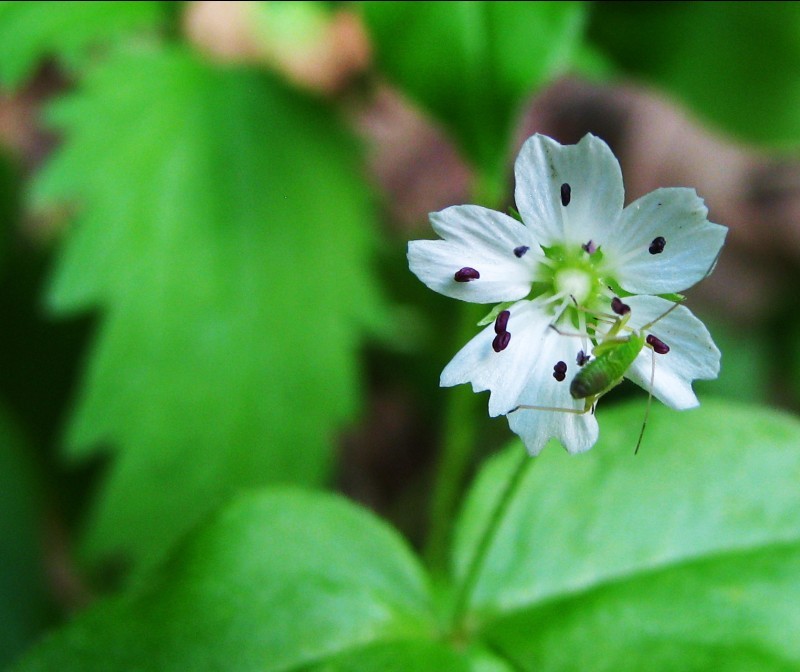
514 134 624 248
408 205 541 304
507 328 599 455
623 295 721 410
604 188 727 294
440 301 550 417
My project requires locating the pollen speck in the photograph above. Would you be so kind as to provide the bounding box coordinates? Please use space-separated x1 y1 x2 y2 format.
560 183 571 207
492 331 511 353
494 309 510 334
513 245 529 258
454 267 480 282
611 297 631 315
649 237 666 254
646 334 670 354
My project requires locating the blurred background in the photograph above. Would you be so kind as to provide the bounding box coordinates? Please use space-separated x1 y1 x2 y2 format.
1 1 799 666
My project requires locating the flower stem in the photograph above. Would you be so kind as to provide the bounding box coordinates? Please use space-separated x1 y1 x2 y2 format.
450 448 531 632
424 302 483 575
424 170 508 576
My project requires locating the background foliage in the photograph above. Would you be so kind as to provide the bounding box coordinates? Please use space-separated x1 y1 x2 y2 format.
0 2 798 670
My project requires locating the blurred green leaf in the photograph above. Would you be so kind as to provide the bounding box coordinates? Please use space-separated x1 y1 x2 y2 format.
13 489 440 672
695 317 771 404
789 316 800 406
15 402 800 669
36 48 384 572
452 400 800 669
303 641 491 672
0 1 164 88
589 2 800 146
0 407 51 667
362 1 586 181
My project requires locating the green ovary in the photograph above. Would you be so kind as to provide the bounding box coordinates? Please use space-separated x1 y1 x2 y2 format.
554 268 593 305
536 243 611 313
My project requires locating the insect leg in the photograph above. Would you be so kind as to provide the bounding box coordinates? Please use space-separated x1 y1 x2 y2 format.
510 397 594 415
640 300 683 331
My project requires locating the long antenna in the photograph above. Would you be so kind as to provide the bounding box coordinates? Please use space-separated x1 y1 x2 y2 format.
634 349 657 455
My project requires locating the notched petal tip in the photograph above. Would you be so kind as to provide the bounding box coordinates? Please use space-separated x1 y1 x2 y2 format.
611 188 728 295
514 133 625 248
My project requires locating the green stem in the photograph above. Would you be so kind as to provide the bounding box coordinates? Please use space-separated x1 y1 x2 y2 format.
450 448 531 632
424 170 507 575
424 303 483 574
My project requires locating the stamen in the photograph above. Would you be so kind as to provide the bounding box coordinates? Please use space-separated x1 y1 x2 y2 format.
560 183 571 207
552 296 571 324
553 360 567 382
611 297 631 316
494 309 510 334
492 331 511 353
513 245 530 258
576 350 590 366
581 239 597 254
577 310 589 356
649 236 666 255
454 267 480 282
646 334 670 354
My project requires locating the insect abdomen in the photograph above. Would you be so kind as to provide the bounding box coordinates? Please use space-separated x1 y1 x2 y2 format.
570 336 644 399
570 360 608 398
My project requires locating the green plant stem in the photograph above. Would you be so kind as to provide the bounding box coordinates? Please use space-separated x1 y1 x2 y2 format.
423 170 507 576
424 302 484 575
450 448 531 632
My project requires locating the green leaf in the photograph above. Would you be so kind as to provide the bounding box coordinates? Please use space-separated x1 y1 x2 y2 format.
362 2 586 179
0 1 164 88
36 48 384 572
12 490 438 672
0 408 51 667
588 2 800 146
304 641 505 672
695 317 771 404
453 400 800 669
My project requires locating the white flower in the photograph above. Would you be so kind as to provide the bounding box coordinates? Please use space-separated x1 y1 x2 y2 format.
408 134 727 455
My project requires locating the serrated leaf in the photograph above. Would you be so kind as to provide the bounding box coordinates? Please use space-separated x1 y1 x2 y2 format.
588 2 800 146
0 1 163 88
452 400 800 669
36 48 384 572
362 2 586 177
12 490 439 672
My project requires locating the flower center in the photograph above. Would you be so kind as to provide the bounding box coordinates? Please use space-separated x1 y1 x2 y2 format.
554 268 593 305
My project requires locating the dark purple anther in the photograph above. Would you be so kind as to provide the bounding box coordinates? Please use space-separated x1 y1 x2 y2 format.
454 267 480 282
611 297 631 316
494 309 510 335
553 360 567 381
492 331 511 353
576 350 590 366
646 334 670 354
649 236 666 255
581 239 597 254
513 245 530 258
560 183 571 207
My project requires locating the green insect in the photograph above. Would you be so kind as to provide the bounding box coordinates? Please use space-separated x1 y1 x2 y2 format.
512 298 681 453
